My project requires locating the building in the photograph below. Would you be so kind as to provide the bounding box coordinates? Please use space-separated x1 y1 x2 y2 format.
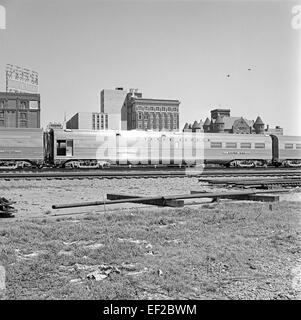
100 87 128 130
125 89 180 131
100 87 180 131
186 109 283 135
66 112 108 130
0 92 40 128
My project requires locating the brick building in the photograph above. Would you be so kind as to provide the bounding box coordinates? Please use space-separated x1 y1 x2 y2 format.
0 92 40 128
123 89 179 131
100 87 180 131
185 108 283 135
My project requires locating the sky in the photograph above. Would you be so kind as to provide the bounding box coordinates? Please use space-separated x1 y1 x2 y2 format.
0 0 300 134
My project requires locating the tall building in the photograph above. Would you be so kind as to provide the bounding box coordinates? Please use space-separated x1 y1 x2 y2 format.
100 88 128 130
126 94 180 131
66 112 108 130
100 87 180 131
0 92 40 128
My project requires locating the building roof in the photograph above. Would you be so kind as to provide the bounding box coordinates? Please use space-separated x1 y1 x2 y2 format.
131 97 180 104
192 120 201 129
198 119 203 126
222 116 254 130
211 108 231 113
254 116 264 126
203 117 211 126
183 123 189 130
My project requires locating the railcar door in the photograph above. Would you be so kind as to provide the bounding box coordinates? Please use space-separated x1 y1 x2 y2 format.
270 135 279 162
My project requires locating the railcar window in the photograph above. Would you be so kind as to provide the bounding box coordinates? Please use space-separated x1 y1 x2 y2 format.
226 142 237 148
284 143 293 149
296 144 301 149
240 143 251 148
255 143 265 149
57 140 66 156
210 142 222 148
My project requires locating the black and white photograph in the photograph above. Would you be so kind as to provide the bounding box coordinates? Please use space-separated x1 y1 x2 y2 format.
0 0 300 307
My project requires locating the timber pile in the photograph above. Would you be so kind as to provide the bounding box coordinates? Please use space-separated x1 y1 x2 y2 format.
52 189 287 210
198 177 301 189
0 197 17 217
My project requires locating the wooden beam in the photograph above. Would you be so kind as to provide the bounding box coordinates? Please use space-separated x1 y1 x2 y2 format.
107 194 184 207
52 189 287 209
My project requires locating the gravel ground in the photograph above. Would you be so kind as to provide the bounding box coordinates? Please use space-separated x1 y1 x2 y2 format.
0 177 300 219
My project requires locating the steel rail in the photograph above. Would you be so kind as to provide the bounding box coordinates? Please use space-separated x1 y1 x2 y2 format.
0 169 300 179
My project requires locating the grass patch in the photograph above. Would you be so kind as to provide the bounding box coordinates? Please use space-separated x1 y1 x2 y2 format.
0 201 300 300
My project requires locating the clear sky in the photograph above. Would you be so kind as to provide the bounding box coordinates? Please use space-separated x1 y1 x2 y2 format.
0 0 300 134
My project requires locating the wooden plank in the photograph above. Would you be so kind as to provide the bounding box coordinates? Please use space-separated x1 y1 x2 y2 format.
107 193 184 207
52 189 287 209
190 191 279 202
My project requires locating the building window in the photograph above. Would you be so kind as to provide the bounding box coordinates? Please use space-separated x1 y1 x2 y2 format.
57 139 73 156
255 143 265 149
20 101 27 110
296 144 301 149
284 143 293 149
138 122 142 129
241 143 251 148
226 142 237 148
19 121 27 128
19 112 27 120
0 119 4 126
210 142 222 148
138 113 142 120
156 107 159 111
0 101 4 109
168 107 171 111
0 111 4 118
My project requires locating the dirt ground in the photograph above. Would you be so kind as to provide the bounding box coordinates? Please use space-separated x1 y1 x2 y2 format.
0 177 300 219
0 178 300 300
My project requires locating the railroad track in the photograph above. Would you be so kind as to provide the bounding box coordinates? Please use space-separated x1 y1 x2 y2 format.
0 168 300 180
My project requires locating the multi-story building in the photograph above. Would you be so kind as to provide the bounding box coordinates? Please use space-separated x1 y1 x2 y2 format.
66 112 108 130
185 108 283 135
100 87 128 130
100 87 180 131
0 92 40 128
126 95 180 131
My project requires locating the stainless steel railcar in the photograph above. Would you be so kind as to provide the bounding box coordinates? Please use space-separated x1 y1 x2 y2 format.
0 128 44 169
203 133 273 167
46 129 205 167
46 129 274 168
271 135 301 166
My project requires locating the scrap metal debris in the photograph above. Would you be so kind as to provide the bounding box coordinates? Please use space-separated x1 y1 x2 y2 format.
0 197 17 217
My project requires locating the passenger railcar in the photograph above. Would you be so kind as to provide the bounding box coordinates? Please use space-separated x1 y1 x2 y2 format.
0 128 44 169
203 133 272 167
46 129 205 167
1 127 301 169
